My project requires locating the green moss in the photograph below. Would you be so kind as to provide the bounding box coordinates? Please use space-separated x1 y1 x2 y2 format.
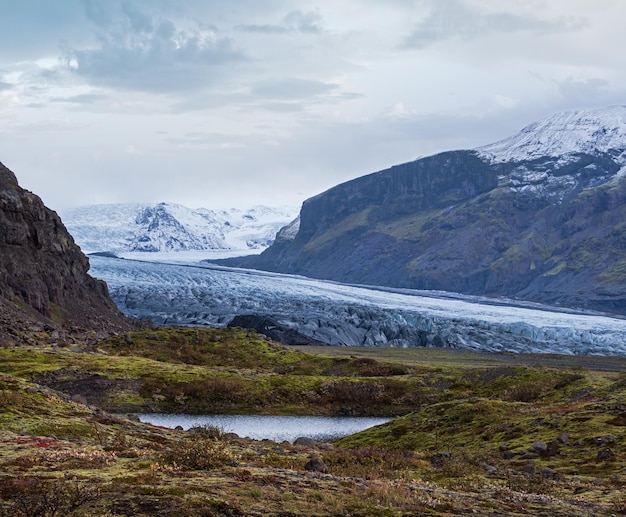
30 421 95 440
48 303 65 324
544 261 567 276
304 207 373 251
598 258 626 283
375 209 445 241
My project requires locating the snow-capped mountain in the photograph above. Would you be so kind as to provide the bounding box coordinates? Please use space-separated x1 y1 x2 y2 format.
61 203 299 254
477 106 626 199
219 106 626 315
89 255 626 355
478 105 626 164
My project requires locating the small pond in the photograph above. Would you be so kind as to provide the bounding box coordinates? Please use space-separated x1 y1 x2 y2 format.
137 414 391 443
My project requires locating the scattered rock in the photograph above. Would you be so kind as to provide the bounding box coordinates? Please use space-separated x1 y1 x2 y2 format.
557 432 569 444
541 467 557 479
592 435 615 446
70 394 88 405
294 437 317 447
502 450 515 460
546 440 561 457
482 463 498 476
569 388 594 401
597 448 615 461
522 464 537 475
429 452 451 467
304 457 328 473
529 441 548 455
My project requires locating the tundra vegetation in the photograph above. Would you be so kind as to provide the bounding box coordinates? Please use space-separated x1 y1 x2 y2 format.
1 326 625 516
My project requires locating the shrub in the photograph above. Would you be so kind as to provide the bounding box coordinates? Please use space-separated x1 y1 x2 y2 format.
501 384 546 403
162 435 238 471
0 477 97 517
321 447 419 478
320 380 385 404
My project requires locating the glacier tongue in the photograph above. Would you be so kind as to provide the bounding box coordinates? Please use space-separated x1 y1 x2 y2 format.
89 256 626 356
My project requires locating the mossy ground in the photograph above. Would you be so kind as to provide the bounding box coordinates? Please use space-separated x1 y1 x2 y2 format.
1 327 626 515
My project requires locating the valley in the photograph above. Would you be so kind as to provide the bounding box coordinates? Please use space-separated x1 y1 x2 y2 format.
4 106 626 515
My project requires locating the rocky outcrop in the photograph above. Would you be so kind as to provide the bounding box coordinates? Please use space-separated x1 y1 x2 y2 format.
227 314 327 346
0 161 133 344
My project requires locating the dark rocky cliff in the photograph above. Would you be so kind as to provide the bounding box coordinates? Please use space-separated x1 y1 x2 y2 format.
219 150 626 315
0 162 132 344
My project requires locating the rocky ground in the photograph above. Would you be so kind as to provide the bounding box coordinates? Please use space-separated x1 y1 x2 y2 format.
1 327 625 515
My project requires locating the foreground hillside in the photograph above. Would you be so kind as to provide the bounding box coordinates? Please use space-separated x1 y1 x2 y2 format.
222 106 626 315
2 327 626 515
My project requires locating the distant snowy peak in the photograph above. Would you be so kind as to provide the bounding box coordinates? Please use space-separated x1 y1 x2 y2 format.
478 105 626 164
131 203 225 252
62 202 299 254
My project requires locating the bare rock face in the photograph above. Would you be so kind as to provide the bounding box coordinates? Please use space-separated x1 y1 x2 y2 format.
0 161 133 343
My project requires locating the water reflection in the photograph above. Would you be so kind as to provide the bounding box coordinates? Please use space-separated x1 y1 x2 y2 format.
138 414 391 443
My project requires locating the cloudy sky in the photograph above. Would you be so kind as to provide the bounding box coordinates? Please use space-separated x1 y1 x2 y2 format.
1 0 626 212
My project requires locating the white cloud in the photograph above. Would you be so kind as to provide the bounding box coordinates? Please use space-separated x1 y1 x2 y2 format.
401 0 584 49
61 18 244 93
1 0 626 212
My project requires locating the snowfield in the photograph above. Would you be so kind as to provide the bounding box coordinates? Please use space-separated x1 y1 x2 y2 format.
89 255 626 356
477 105 626 164
62 203 299 254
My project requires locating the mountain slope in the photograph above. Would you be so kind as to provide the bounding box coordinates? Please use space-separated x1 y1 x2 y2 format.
62 203 299 253
220 106 626 314
0 162 132 344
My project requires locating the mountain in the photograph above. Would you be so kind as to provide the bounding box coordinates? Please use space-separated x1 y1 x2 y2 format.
0 162 132 344
61 203 299 254
219 106 626 315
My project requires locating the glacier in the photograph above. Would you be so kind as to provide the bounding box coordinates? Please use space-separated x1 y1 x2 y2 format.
89 255 626 356
62 202 299 254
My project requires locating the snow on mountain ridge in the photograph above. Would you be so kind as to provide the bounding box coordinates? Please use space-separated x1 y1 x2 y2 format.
62 202 299 254
477 105 626 164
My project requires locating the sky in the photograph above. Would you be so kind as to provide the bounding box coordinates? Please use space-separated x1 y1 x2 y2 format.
1 0 626 212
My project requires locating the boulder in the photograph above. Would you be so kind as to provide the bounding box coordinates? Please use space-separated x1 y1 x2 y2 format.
304 457 328 473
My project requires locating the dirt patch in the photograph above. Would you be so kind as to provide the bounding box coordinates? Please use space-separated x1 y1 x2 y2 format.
33 368 142 407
